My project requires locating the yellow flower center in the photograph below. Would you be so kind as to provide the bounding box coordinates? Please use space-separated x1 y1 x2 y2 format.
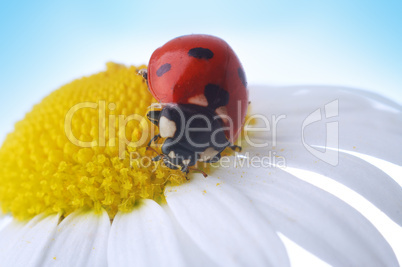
0 63 186 221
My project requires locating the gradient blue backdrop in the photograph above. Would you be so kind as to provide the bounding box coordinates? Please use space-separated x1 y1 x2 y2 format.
1 0 401 141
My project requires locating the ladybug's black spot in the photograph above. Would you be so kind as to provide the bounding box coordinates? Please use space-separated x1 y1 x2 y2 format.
188 47 214 60
204 84 229 109
156 63 171 77
237 67 247 87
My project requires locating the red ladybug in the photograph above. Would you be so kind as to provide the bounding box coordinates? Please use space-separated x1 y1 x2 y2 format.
141 34 248 174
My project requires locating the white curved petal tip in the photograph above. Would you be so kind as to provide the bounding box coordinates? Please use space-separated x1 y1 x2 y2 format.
0 213 60 267
108 199 186 267
166 175 290 267
41 209 110 267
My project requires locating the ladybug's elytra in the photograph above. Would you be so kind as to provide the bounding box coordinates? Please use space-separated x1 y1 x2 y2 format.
140 34 248 174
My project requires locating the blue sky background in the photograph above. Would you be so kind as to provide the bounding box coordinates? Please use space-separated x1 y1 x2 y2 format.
0 0 401 139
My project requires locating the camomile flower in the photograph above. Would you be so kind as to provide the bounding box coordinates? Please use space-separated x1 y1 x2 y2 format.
0 63 400 266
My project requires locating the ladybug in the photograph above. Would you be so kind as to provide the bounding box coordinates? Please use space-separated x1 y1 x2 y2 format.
140 34 248 174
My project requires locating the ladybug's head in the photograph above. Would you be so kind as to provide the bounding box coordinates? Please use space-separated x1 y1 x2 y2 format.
147 104 230 173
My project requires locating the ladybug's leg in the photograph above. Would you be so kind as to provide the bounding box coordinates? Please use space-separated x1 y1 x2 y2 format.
147 110 162 146
148 134 161 147
229 145 242 152
137 68 148 85
181 164 189 174
151 154 163 162
146 110 161 126
180 166 191 181
187 167 208 178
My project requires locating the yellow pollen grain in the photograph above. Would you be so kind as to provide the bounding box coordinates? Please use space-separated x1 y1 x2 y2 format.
0 63 186 221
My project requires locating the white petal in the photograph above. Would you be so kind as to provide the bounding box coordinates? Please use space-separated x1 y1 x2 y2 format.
213 163 399 267
249 85 402 165
161 204 221 267
41 209 110 267
165 176 290 267
108 199 186 267
0 213 59 267
246 144 402 225
0 214 12 231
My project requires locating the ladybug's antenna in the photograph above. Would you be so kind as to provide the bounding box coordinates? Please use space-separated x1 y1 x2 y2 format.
146 146 159 155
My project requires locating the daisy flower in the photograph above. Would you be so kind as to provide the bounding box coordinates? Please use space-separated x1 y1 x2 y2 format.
0 62 400 266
